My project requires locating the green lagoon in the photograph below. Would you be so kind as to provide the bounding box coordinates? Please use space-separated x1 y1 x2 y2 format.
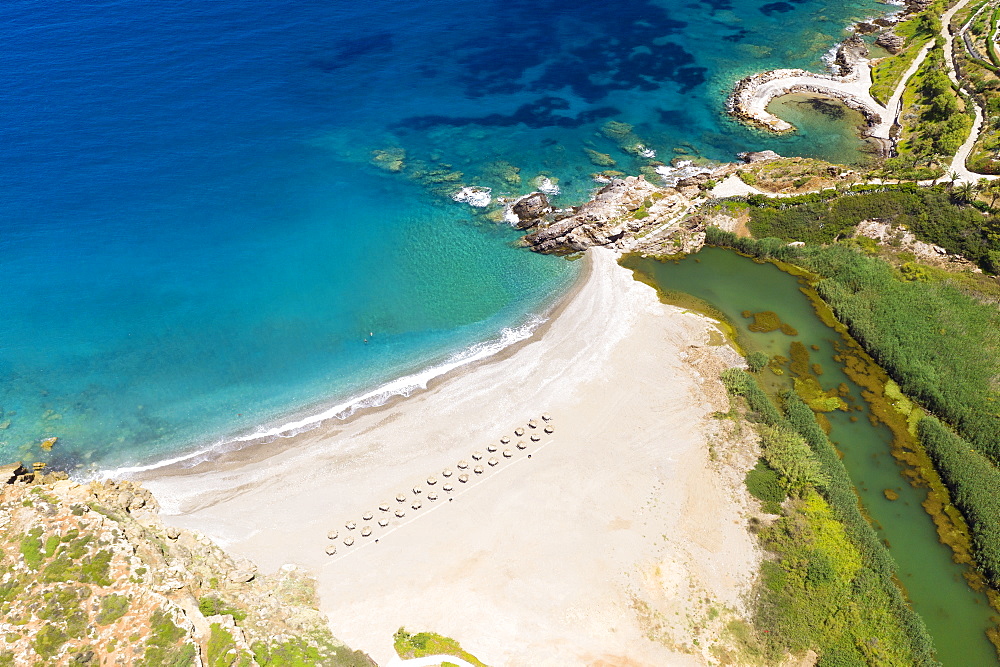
623 247 1000 666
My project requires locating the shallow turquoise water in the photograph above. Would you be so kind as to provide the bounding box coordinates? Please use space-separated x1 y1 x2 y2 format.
0 0 893 470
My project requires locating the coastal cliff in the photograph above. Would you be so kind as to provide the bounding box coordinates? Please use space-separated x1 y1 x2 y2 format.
0 466 373 666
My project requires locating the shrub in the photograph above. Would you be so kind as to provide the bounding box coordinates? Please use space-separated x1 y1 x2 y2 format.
745 460 785 513
746 351 769 373
19 528 44 570
96 594 130 626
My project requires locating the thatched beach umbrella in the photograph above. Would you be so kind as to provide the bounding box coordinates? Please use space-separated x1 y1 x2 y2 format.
531 434 541 442
458 474 469 483
503 450 513 458
362 512 373 521
514 427 524 436
544 426 553 434
443 483 454 492
473 465 484 475
472 451 483 461
326 545 337 556
379 504 390 512
516 441 527 450
542 413 552 422
395 509 406 518
427 476 437 486
500 436 510 445
412 486 422 495
378 518 389 527
345 521 356 530
457 460 469 469
344 537 355 547
327 530 338 540
488 457 499 467
411 501 422 510
487 444 497 453
361 526 372 537
428 492 438 501
528 419 538 429
396 493 406 503
442 468 453 478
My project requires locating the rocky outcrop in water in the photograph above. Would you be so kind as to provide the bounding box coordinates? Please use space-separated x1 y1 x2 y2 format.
510 191 553 229
834 35 870 77
518 175 694 254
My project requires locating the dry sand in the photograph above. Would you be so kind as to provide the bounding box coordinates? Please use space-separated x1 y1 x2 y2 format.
141 248 761 666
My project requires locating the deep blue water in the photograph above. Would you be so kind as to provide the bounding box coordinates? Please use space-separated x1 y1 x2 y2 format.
1 0 890 471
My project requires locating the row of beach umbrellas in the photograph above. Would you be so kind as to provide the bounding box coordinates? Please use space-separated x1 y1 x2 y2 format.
325 414 554 554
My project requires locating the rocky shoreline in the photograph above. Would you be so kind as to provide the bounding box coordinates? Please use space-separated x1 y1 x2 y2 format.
511 151 788 255
726 1 932 149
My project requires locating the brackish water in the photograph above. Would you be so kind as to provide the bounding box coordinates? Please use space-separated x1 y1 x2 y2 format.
1 0 893 471
623 247 1000 666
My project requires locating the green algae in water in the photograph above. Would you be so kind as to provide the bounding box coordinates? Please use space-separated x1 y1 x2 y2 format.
621 247 1000 666
766 93 880 168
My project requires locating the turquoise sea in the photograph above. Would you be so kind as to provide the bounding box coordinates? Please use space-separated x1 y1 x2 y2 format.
1 0 893 471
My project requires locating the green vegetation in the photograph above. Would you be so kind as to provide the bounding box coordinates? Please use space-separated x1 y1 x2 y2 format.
707 230 1000 461
742 186 1000 272
33 624 68 659
136 609 196 666
745 351 769 373
96 594 130 626
955 2 1000 173
199 595 248 621
394 628 487 666
889 46 972 178
723 369 937 664
252 632 377 667
207 623 254 667
871 5 945 104
706 228 1000 619
745 310 798 335
19 527 44 569
745 460 785 513
919 417 1000 588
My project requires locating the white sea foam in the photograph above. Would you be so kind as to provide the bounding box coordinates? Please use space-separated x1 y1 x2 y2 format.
655 160 714 187
534 177 561 196
503 207 520 225
452 186 492 207
101 315 547 478
636 145 657 159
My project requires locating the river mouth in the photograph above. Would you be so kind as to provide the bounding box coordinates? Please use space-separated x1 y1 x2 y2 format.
622 247 1000 666
766 93 882 167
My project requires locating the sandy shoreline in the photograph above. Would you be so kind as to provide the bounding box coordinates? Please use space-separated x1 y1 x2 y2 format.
140 248 761 666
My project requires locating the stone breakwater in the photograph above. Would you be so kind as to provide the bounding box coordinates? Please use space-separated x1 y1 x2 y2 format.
727 66 887 136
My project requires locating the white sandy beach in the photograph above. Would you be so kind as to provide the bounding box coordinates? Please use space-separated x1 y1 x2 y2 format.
141 248 761 666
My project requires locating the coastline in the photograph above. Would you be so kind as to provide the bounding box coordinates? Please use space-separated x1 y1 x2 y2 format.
106 260 586 478
139 248 761 665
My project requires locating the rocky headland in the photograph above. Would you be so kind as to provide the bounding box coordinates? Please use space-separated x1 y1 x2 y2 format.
0 464 373 666
512 172 722 255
